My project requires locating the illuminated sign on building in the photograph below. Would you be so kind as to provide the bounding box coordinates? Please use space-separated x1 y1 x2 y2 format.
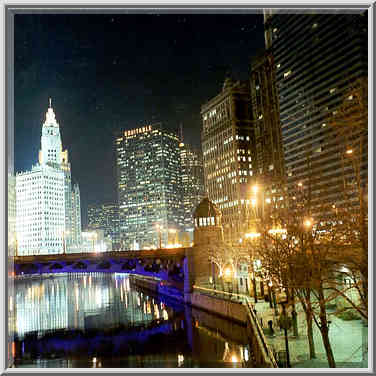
124 125 152 138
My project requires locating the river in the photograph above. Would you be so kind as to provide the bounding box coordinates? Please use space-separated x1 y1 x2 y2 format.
10 272 254 368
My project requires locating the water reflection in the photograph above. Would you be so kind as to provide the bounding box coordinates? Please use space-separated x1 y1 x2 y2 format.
12 273 253 368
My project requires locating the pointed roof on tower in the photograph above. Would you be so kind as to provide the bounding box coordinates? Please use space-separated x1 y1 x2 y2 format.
43 97 59 128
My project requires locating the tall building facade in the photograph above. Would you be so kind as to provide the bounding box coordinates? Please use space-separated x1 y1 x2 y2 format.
179 142 205 232
16 101 82 255
116 124 183 250
250 50 285 185
87 203 120 248
71 183 82 249
264 11 368 208
201 78 253 243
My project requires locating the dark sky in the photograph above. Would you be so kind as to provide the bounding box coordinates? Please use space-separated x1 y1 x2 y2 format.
14 13 265 227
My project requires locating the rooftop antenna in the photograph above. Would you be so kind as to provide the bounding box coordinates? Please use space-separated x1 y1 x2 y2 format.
49 97 52 108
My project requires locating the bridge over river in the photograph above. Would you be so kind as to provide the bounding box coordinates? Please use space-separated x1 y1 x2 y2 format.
12 248 188 287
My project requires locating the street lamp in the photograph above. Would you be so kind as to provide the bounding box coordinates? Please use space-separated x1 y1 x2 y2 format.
224 267 233 295
279 301 292 368
91 232 97 252
245 232 261 303
304 219 312 228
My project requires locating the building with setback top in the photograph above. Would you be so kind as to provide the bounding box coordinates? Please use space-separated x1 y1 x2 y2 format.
201 78 253 244
16 100 82 255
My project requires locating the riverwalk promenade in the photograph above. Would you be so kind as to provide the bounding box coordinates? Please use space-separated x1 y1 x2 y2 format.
250 298 368 368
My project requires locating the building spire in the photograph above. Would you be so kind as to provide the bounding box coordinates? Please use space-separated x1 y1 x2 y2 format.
43 98 59 128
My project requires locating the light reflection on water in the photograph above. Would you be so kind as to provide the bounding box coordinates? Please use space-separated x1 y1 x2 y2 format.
12 273 253 368
14 273 168 337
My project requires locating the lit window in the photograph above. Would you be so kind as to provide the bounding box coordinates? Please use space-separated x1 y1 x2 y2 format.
330 88 336 94
312 23 318 29
284 70 292 78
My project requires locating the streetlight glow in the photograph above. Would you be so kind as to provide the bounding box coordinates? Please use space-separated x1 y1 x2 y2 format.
245 232 261 239
346 149 353 154
304 219 312 228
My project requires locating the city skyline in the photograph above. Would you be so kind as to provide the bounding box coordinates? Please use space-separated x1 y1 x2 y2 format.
14 13 265 227
9 7 370 370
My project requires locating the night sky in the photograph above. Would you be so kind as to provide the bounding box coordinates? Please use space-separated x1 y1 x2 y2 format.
14 13 265 227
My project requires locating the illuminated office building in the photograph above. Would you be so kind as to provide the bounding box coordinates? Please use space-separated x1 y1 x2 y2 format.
264 10 368 207
71 183 82 249
116 124 183 249
201 78 253 243
16 101 82 255
179 142 205 233
87 203 120 248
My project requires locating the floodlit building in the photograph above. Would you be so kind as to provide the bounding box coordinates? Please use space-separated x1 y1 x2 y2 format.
81 229 111 252
264 10 368 208
201 78 253 243
116 124 184 250
71 183 82 251
179 142 205 234
16 100 82 255
87 203 120 249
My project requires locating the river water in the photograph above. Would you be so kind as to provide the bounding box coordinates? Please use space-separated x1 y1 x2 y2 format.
10 273 254 368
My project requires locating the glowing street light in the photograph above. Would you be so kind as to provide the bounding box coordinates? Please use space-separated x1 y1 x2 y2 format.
304 219 312 228
346 149 353 155
245 232 261 239
298 182 303 187
224 267 232 278
268 228 287 235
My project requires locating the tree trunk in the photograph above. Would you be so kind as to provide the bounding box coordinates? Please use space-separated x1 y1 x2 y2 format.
318 287 336 368
306 312 316 359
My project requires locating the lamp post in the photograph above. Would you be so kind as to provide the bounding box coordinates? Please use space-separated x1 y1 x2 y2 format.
91 232 97 252
224 267 233 296
279 301 292 368
245 232 260 303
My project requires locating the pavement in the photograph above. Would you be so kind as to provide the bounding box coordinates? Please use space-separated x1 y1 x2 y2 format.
250 298 368 368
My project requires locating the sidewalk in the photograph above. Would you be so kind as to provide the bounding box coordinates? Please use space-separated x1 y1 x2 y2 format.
251 299 368 368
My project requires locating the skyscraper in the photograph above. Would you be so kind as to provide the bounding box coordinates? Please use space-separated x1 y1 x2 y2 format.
201 78 253 243
71 183 82 250
87 203 120 248
116 124 183 250
16 101 82 255
264 11 368 208
179 141 205 233
249 50 285 186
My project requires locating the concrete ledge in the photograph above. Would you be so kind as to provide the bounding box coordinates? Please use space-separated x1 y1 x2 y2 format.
189 291 247 324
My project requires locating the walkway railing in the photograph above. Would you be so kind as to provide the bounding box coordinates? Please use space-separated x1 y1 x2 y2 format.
192 284 278 368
